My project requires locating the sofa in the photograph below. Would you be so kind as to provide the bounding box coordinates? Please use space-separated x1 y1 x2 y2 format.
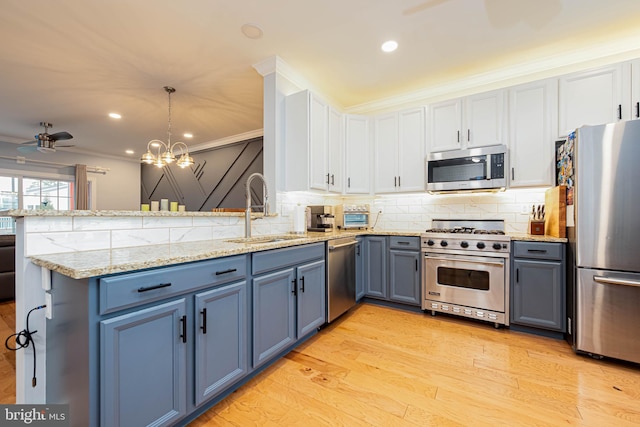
0 235 15 301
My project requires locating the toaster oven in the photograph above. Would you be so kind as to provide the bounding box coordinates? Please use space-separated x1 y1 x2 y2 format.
335 204 369 229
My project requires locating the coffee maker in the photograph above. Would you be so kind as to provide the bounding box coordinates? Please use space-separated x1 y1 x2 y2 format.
307 205 334 232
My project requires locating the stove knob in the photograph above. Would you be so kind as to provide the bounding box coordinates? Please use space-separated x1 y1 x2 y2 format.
493 243 502 250
460 241 469 248
427 239 435 246
476 242 486 249
440 240 448 247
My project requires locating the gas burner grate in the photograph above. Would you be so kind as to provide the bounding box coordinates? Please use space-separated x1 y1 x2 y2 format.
473 229 505 235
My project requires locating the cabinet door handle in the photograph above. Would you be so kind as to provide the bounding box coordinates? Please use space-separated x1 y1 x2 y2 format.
348 177 351 188
457 130 460 143
200 308 207 334
291 279 297 296
527 249 547 253
179 315 187 343
618 104 622 120
300 276 305 292
356 245 360 256
326 173 330 184
215 268 237 276
516 268 519 283
398 176 401 187
137 282 171 293
636 102 639 118
511 167 515 181
467 129 470 142
394 176 397 187
331 174 335 185
415 259 418 271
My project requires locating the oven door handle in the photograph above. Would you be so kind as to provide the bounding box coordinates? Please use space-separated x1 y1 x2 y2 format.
424 254 504 267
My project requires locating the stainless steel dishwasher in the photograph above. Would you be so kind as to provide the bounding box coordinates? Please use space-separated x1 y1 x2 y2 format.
326 237 358 322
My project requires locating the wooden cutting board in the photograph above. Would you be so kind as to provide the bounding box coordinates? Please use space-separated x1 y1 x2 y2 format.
544 185 567 238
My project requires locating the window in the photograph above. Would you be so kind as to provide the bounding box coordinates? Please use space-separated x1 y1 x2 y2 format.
0 174 75 234
23 178 74 210
0 176 18 234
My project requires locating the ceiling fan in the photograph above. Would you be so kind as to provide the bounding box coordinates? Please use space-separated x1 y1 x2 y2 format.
17 122 74 153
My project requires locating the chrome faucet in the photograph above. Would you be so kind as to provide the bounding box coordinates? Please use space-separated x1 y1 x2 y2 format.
245 173 269 238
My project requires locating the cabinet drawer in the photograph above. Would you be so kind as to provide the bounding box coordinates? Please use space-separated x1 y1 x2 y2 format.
252 243 324 276
513 241 563 260
99 255 247 314
389 236 420 251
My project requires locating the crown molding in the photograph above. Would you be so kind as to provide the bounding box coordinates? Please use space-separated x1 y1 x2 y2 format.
190 129 264 153
345 38 640 114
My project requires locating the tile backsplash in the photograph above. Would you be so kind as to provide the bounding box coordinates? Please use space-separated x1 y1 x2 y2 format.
21 188 547 256
279 188 548 234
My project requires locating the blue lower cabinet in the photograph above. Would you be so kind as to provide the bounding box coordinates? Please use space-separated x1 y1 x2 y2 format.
364 236 421 306
100 299 188 427
252 258 326 368
355 238 365 300
252 269 297 368
194 281 249 405
296 260 326 337
363 236 388 298
389 249 421 306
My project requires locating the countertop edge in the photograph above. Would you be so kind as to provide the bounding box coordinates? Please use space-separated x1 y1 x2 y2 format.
28 229 567 279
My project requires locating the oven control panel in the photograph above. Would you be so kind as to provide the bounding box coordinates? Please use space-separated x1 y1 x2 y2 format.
421 236 510 254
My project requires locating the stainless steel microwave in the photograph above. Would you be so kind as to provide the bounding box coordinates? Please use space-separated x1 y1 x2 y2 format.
426 145 508 193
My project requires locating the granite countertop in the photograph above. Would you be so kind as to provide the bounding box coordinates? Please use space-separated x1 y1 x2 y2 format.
508 233 568 243
28 228 565 279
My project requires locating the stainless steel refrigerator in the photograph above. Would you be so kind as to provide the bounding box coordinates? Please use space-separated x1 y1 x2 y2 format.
570 120 640 364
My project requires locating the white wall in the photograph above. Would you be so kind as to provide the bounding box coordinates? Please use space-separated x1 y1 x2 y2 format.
0 141 140 210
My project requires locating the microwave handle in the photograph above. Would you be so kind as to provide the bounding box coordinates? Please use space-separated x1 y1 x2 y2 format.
486 155 492 180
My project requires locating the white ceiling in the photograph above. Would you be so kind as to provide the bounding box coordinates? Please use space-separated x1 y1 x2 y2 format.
1 0 640 159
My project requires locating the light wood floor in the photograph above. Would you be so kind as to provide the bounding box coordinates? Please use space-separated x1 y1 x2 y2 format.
1 301 639 426
191 303 640 427
0 300 16 404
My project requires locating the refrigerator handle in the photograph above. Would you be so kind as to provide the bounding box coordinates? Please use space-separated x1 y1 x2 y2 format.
594 275 640 288
617 104 622 120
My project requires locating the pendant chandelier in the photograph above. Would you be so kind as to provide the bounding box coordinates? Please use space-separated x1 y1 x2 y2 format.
141 86 194 168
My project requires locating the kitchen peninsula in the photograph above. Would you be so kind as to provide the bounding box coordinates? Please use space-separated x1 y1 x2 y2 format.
6 208 565 426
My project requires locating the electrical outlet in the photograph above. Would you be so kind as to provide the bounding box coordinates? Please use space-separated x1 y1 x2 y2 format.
45 293 52 319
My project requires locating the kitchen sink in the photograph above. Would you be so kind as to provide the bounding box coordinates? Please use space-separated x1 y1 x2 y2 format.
225 235 306 244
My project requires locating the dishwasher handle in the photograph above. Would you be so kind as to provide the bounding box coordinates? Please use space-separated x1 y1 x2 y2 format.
328 240 358 250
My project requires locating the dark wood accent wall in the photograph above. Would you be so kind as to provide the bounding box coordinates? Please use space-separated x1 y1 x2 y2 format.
141 137 263 211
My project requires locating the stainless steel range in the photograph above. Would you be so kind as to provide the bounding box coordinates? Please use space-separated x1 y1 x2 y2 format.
421 219 510 327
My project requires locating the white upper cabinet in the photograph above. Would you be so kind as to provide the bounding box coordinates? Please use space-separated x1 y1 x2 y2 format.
327 107 344 193
285 90 343 193
508 79 558 188
428 89 506 152
344 115 370 194
631 59 640 120
308 94 329 190
558 63 627 136
428 99 462 152
374 107 425 193
465 90 506 148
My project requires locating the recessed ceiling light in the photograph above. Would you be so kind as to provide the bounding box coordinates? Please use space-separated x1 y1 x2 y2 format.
125 149 134 155
183 133 193 139
381 40 398 53
241 23 264 39
109 113 122 119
